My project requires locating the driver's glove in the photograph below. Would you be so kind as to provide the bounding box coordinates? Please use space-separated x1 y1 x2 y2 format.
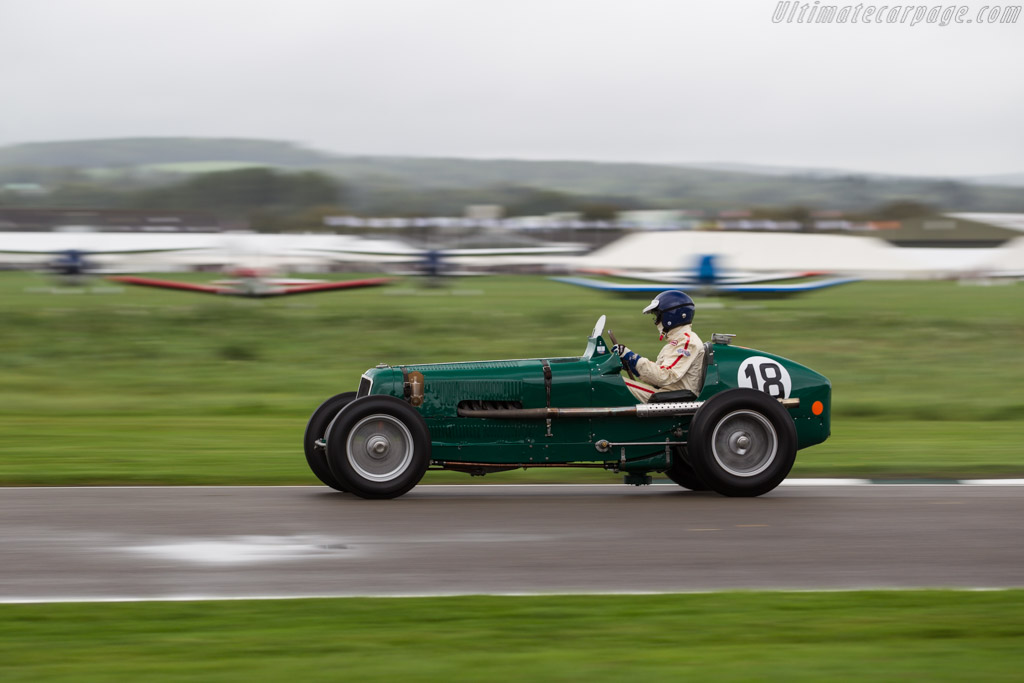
612 344 641 374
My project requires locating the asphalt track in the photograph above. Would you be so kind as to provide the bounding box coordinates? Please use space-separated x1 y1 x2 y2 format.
2 483 1023 603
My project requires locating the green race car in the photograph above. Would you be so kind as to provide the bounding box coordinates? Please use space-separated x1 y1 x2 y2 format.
304 316 831 499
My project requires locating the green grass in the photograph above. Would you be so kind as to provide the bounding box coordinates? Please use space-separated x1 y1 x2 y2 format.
0 272 1021 484
1 591 1022 681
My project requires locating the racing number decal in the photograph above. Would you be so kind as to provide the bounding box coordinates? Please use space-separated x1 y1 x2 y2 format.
737 356 792 398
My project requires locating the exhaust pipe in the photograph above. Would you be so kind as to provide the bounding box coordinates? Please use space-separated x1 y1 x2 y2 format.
457 398 798 419
458 401 703 419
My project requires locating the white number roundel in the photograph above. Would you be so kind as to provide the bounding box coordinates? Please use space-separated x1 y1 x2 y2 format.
737 356 792 398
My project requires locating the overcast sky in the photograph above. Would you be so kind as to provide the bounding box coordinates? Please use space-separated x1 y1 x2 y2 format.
0 0 1021 175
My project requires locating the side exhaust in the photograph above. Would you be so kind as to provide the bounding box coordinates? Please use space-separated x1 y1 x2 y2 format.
457 398 798 419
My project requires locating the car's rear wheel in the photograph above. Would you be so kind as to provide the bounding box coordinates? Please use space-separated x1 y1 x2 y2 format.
304 392 357 492
325 396 431 499
666 447 709 491
687 388 796 497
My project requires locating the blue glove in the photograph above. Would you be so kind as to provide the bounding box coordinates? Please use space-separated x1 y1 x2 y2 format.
613 344 641 374
621 350 641 374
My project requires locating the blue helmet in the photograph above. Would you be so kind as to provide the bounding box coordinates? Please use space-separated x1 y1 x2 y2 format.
642 290 695 332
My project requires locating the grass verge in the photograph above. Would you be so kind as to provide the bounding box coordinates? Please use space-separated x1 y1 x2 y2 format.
1 591 1022 681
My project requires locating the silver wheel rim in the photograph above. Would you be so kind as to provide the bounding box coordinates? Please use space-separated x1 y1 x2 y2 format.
346 414 414 483
710 409 777 477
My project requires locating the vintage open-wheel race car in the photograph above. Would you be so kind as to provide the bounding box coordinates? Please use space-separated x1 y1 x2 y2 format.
304 315 831 499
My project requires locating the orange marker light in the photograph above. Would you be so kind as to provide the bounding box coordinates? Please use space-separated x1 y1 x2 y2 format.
812 401 824 416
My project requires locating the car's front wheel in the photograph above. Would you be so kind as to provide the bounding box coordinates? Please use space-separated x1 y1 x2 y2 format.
304 392 357 492
325 396 431 499
687 388 797 497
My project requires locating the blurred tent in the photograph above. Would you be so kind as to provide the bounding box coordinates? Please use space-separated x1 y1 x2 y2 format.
0 231 220 275
978 237 1024 278
4 227 1019 282
296 228 587 276
0 230 586 275
568 231 1021 280
0 231 402 273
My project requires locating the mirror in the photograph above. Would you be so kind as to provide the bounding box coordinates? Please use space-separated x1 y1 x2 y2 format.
591 314 606 338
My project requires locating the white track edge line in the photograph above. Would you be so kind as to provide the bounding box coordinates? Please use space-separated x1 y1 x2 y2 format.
1 586 1021 605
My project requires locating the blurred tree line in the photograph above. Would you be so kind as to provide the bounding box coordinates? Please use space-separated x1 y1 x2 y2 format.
0 168 346 230
0 161 1009 232
0 166 645 230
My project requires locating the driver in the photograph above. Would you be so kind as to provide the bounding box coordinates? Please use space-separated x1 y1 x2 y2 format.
612 290 705 403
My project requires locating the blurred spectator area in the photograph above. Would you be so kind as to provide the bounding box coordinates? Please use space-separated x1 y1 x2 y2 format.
0 208 232 232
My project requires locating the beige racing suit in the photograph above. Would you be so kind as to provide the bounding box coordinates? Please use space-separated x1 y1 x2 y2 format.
623 324 705 403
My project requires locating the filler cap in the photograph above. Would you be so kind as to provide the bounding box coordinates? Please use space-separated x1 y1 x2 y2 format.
712 333 736 345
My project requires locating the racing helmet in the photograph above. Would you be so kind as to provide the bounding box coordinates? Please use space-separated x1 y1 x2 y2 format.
642 290 695 332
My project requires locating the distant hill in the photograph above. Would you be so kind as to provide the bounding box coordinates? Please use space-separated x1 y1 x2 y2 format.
0 138 333 168
963 172 1024 188
675 161 890 178
679 162 1024 188
319 156 1024 212
1 137 1022 212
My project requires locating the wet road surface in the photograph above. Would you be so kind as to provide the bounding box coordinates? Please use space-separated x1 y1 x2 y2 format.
2 484 1022 602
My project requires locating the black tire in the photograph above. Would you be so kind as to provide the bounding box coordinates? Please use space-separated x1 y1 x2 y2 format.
666 447 709 491
304 392 357 492
687 388 797 497
325 395 431 499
